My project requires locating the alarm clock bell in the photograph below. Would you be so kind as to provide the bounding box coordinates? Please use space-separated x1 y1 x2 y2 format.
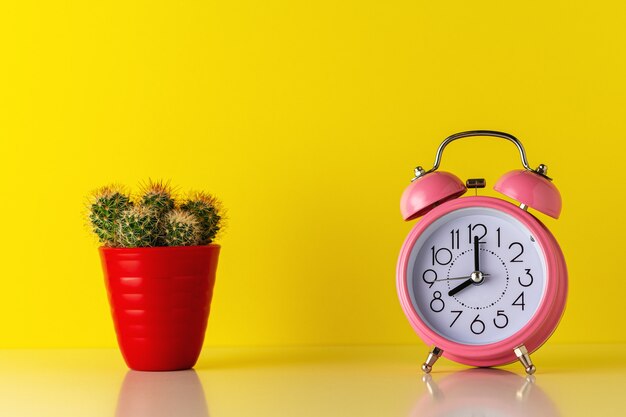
400 171 466 221
400 130 562 220
494 169 562 219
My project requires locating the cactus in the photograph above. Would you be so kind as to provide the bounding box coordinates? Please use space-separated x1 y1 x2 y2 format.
87 181 225 247
180 192 223 245
116 206 161 247
139 179 175 216
163 210 201 246
88 186 133 246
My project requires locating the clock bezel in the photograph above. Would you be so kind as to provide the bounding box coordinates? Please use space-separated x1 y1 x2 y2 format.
397 196 567 367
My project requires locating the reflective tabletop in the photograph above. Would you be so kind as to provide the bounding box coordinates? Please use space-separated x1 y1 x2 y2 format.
0 344 624 417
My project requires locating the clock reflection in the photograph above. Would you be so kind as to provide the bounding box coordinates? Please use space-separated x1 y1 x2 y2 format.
412 368 560 417
115 370 209 417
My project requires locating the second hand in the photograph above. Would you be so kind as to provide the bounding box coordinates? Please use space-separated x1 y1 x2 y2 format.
434 274 490 282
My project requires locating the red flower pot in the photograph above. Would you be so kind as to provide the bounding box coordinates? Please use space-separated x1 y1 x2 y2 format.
99 245 220 371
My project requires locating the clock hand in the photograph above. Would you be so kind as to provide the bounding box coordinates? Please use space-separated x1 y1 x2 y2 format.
448 238 485 297
448 278 473 296
448 270 486 296
474 235 480 272
435 274 490 282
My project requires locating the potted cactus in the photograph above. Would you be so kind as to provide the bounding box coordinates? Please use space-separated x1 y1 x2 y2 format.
88 181 224 371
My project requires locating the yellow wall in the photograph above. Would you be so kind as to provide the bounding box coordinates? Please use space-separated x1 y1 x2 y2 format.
0 1 624 348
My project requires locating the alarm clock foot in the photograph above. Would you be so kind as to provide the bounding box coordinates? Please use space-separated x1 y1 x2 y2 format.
421 346 443 373
514 344 536 375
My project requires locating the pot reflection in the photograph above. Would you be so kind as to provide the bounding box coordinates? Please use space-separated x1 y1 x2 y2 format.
412 368 560 417
116 370 209 417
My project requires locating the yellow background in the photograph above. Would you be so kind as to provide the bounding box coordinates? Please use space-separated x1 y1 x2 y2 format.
0 1 624 348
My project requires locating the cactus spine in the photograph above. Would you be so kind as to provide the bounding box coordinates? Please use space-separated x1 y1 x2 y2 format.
180 192 223 245
116 206 161 247
88 186 133 246
163 210 201 246
139 180 175 216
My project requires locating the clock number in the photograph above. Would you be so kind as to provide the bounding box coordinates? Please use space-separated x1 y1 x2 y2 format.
422 269 437 288
430 291 445 313
470 314 486 335
509 242 524 263
450 310 463 327
496 227 501 248
450 229 460 250
512 292 526 311
431 246 452 266
467 224 487 244
518 269 534 287
493 310 509 329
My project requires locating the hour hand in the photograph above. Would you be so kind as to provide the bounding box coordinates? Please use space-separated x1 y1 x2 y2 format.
448 271 486 296
448 279 473 296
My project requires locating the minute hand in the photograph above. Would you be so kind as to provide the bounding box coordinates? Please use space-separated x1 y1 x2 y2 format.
474 235 480 271
449 236 482 296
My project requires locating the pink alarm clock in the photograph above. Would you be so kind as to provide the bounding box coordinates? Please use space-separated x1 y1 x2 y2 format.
396 130 567 374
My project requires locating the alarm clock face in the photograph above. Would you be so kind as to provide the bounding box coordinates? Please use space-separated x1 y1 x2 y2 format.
407 207 547 345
